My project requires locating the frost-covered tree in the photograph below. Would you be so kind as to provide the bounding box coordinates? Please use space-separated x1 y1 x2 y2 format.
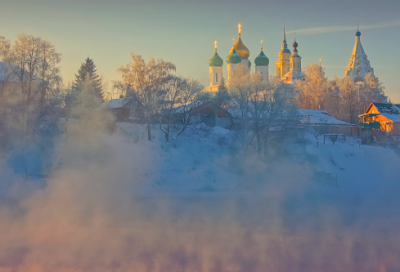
158 77 184 142
117 54 176 140
72 58 103 102
296 63 329 110
229 64 252 147
158 76 203 141
339 76 359 124
175 78 203 138
0 34 62 108
214 77 230 106
230 65 296 154
37 40 62 108
363 73 386 103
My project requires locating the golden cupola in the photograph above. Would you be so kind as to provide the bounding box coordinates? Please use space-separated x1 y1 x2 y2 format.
233 23 250 60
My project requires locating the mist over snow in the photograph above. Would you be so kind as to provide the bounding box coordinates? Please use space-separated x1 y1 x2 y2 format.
0 120 400 271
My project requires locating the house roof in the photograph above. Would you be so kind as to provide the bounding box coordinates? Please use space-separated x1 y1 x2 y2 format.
298 109 350 125
104 97 133 109
283 70 305 84
370 103 400 122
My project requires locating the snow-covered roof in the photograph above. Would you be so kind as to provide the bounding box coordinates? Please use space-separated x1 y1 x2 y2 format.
283 70 305 84
373 103 400 122
104 97 133 109
172 101 204 114
298 109 350 125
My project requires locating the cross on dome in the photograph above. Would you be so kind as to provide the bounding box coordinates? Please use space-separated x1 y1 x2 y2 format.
261 40 264 51
214 41 218 52
238 23 242 35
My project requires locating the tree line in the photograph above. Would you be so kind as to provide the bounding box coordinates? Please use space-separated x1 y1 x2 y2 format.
296 63 386 124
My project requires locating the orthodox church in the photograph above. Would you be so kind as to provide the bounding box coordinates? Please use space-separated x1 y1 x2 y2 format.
204 22 376 93
204 24 270 92
344 24 375 83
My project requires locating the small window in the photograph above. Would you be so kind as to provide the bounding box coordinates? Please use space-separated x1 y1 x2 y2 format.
216 73 218 83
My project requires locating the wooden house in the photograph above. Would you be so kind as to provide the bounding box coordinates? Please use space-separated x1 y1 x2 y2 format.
104 96 144 121
172 101 234 128
358 103 400 136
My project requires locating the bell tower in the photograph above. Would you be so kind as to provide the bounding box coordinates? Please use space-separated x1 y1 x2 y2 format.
344 23 375 83
275 20 291 78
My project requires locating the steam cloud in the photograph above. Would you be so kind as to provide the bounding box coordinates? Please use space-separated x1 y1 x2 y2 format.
0 100 399 271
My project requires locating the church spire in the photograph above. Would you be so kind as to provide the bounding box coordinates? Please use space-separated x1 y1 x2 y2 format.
280 19 290 53
283 19 286 41
344 23 375 83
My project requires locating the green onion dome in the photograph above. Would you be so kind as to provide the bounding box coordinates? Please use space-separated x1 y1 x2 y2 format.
226 48 242 64
209 52 223 67
254 50 270 66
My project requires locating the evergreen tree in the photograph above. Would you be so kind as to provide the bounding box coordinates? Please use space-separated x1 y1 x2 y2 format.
72 58 103 101
214 77 230 106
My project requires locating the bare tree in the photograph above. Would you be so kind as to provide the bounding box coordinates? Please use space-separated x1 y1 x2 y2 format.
159 77 183 142
175 78 203 138
117 54 176 141
261 77 297 156
229 64 252 148
230 65 296 154
37 40 62 109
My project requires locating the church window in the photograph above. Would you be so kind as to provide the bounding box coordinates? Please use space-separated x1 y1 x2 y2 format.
357 69 361 75
216 73 218 83
357 62 360 66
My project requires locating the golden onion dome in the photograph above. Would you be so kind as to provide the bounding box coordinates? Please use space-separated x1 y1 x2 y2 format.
234 34 250 60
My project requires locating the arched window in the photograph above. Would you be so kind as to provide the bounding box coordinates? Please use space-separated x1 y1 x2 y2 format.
216 73 218 83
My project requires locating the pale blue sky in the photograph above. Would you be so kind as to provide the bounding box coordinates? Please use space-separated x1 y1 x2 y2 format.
1 0 399 101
